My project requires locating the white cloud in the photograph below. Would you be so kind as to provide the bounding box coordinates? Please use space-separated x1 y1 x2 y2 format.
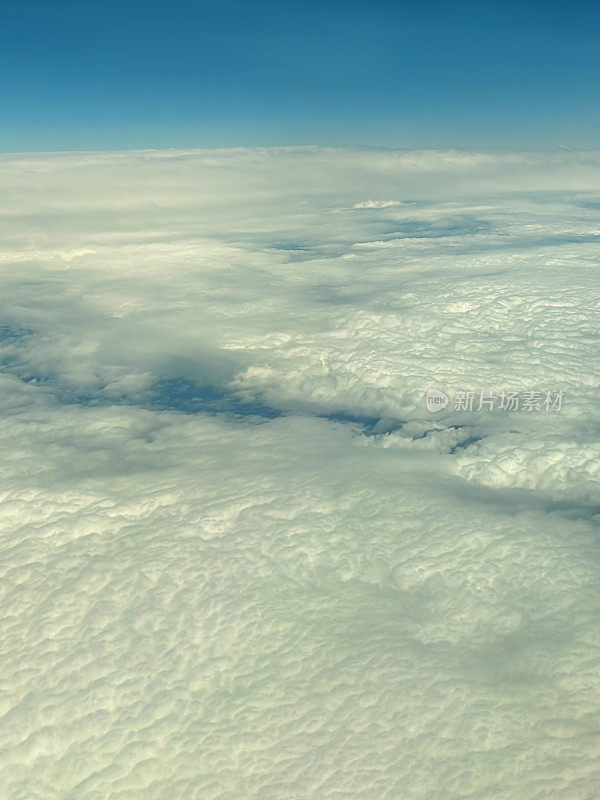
1 148 600 799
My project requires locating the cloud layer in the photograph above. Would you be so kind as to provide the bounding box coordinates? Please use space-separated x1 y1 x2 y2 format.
1 148 600 799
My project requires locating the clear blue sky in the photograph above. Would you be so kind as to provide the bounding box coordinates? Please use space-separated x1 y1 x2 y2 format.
2 0 599 151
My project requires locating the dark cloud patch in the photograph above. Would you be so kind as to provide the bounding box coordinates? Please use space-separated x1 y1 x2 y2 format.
1 362 284 422
446 477 600 526
147 377 282 420
382 216 494 240
0 324 34 343
449 434 485 453
317 411 403 435
435 231 600 257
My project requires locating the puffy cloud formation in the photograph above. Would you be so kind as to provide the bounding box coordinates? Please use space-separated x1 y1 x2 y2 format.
1 148 599 799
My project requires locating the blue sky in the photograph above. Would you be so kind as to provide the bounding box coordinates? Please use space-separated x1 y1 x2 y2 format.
2 0 599 151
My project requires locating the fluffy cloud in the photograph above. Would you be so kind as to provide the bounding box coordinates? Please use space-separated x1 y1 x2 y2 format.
1 148 599 799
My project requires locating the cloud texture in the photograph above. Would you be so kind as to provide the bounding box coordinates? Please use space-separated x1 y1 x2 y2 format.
1 148 600 799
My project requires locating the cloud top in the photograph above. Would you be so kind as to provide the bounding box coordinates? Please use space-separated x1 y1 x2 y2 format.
1 148 599 799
